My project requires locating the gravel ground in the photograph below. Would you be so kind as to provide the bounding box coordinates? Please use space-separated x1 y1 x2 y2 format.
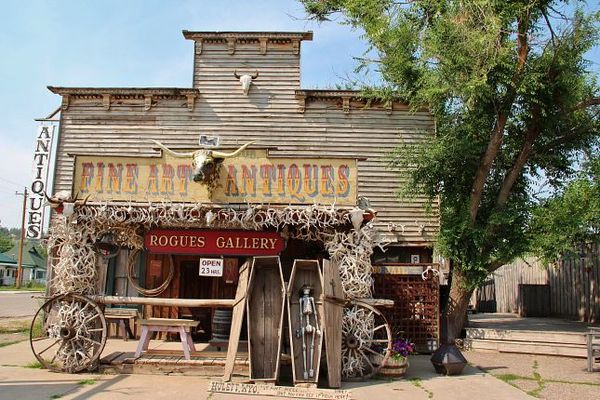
465 350 600 400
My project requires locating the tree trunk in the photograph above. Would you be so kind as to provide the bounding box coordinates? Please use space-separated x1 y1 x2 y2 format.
444 269 474 343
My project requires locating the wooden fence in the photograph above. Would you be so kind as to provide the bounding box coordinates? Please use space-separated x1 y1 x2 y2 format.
475 243 599 323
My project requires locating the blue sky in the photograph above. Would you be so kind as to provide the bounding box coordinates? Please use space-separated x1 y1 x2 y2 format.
0 1 598 228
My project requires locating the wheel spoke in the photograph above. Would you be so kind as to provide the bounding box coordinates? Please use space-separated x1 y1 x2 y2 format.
358 349 375 372
373 324 386 332
37 339 62 356
79 336 102 347
50 341 67 364
365 339 389 343
361 345 382 357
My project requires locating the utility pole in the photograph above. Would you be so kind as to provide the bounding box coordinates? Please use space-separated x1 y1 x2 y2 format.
15 188 28 289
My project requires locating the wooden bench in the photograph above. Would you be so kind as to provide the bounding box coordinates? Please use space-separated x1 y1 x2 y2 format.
587 327 600 372
135 318 199 360
105 308 138 341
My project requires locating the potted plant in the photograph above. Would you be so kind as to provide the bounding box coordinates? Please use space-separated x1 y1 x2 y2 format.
380 338 414 377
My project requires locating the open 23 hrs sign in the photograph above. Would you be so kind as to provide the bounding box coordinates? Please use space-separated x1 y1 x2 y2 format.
199 258 223 277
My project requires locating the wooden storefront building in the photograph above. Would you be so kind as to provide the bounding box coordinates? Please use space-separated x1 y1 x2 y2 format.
44 31 441 377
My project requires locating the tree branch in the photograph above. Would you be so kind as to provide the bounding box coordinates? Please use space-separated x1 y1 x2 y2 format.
494 107 541 210
468 13 530 225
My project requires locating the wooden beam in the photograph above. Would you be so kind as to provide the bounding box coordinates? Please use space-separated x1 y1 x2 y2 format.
102 94 111 110
342 96 351 114
144 95 153 111
91 295 235 308
186 94 196 111
259 38 268 55
323 259 343 388
222 260 250 381
227 38 236 54
61 94 70 111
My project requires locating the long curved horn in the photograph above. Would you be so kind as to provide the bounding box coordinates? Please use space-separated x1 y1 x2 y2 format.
233 70 240 79
44 191 59 205
150 139 194 158
76 194 91 206
250 70 259 79
212 141 256 158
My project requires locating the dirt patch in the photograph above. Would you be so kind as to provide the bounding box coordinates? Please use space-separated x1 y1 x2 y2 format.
0 317 31 348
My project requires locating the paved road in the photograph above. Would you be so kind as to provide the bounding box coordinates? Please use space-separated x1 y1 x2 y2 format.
0 292 43 318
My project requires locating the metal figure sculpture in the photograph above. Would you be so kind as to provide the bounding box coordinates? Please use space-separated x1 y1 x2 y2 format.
296 285 321 380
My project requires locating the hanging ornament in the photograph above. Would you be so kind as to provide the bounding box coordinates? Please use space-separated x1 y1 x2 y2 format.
205 209 215 225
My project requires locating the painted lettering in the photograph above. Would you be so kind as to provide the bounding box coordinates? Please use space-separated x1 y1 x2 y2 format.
107 163 123 193
225 165 239 196
241 165 257 196
260 164 275 196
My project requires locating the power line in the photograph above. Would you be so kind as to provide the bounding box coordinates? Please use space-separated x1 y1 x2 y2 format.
0 176 27 189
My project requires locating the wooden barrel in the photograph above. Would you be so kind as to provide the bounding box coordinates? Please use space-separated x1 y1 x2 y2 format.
379 359 409 378
211 309 233 342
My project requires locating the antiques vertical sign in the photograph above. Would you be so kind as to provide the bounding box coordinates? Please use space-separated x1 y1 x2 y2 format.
26 124 56 239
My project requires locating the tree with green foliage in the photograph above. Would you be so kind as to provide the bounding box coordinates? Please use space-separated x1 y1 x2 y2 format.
529 155 599 262
0 226 14 253
302 0 600 340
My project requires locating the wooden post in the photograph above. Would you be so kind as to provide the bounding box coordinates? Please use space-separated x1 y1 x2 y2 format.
15 188 28 289
223 260 250 381
323 259 343 388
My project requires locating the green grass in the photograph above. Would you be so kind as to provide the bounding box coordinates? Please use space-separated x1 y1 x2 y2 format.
49 394 62 399
24 361 43 369
77 379 96 386
0 322 30 334
409 377 434 399
0 286 45 291
0 340 24 348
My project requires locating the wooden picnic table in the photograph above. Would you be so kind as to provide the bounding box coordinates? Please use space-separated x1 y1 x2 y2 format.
135 318 199 360
105 308 138 341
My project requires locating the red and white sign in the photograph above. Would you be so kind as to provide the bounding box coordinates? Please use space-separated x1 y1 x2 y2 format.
199 258 223 277
144 229 285 256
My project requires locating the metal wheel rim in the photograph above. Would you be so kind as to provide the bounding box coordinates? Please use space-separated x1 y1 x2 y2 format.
30 293 107 373
341 300 392 381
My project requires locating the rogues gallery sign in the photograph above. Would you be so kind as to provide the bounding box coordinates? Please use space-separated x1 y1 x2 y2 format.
144 229 285 256
73 149 357 205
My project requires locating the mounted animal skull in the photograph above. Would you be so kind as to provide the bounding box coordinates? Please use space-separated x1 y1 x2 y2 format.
233 70 259 95
45 190 90 217
151 139 256 182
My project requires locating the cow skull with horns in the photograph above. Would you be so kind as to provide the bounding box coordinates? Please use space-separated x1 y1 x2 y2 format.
45 190 90 217
233 70 259 95
151 140 256 183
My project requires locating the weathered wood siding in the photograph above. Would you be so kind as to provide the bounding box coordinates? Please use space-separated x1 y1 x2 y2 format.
476 243 599 323
51 32 438 245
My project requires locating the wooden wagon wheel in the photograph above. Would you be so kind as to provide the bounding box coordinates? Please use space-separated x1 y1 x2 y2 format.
341 300 392 381
30 293 107 373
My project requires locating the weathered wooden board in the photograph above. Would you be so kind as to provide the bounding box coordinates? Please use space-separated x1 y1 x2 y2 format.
287 259 324 385
208 381 351 400
223 260 250 381
246 256 285 382
322 259 343 388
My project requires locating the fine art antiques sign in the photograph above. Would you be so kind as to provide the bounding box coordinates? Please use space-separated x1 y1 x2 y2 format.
73 149 357 205
144 229 285 256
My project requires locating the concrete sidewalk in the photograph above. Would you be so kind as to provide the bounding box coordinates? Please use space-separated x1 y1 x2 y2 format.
0 340 532 400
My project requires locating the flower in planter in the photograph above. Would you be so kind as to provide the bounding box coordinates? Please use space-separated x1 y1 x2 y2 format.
390 338 415 362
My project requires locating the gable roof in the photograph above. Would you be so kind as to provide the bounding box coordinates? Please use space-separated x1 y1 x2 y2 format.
2 241 46 269
0 252 16 265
